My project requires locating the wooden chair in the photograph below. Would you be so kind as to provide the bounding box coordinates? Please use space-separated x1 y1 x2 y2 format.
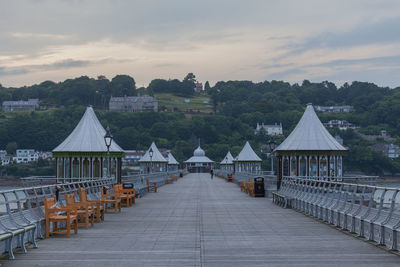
119 185 136 205
78 188 105 223
246 179 255 197
101 187 121 214
240 181 246 192
44 196 78 238
227 174 234 182
65 193 94 229
146 179 157 192
171 175 178 182
166 175 174 184
113 184 134 207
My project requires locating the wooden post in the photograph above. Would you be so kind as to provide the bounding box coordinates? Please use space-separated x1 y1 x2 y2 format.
277 155 283 190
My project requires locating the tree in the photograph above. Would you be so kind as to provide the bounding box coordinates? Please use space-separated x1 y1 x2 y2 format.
183 73 196 83
6 142 17 155
204 81 211 91
110 75 136 96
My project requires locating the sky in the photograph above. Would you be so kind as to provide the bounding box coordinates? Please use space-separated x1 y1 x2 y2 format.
1 0 400 88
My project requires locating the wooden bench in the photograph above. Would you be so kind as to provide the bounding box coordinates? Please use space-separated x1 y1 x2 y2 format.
240 181 246 192
44 196 78 238
171 175 178 182
78 188 105 223
65 193 94 229
114 184 135 207
101 187 121 214
226 174 234 182
166 175 174 184
146 179 157 193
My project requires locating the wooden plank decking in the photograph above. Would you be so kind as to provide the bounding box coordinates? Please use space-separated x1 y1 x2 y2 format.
3 173 400 266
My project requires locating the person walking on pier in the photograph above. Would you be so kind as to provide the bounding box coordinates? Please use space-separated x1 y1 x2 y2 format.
210 169 214 179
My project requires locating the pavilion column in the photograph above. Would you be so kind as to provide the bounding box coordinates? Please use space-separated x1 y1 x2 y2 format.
90 157 93 178
327 156 330 178
296 156 299 176
288 156 291 176
118 158 122 183
69 157 72 181
277 155 283 190
317 155 320 177
100 157 103 178
55 158 59 178
306 156 310 177
63 157 66 179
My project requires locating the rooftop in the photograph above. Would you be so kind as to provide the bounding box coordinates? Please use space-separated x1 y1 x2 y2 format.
275 104 347 152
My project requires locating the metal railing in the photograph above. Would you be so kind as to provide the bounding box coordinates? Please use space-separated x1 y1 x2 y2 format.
0 177 115 259
274 176 400 251
282 175 379 184
20 176 109 187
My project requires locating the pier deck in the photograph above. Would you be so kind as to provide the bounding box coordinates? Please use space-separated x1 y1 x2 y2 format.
3 173 400 266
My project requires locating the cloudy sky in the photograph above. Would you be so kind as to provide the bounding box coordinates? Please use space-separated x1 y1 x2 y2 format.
1 0 400 88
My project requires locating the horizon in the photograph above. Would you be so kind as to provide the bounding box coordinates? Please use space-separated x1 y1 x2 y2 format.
1 0 400 88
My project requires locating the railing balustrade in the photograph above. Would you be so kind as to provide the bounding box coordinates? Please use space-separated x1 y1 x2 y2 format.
274 176 400 251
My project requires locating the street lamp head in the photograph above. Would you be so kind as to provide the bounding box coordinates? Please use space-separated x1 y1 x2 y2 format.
268 137 277 152
104 126 113 149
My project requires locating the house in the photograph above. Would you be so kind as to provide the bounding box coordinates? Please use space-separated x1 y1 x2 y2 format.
0 150 10 165
194 82 203 92
109 96 158 112
123 150 146 164
324 120 357 130
13 149 39 163
255 123 283 136
315 105 353 113
371 143 400 159
2 99 39 111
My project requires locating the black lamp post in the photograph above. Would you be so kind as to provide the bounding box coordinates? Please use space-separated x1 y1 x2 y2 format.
268 137 277 175
104 126 113 178
149 148 153 174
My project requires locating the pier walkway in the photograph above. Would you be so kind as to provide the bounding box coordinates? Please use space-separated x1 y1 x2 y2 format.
4 173 400 266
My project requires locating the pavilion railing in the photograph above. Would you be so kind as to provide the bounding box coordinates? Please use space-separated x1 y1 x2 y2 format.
283 175 379 184
274 176 400 251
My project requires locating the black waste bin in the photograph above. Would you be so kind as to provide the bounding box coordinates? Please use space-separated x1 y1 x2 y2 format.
254 177 265 197
179 172 183 178
123 183 134 189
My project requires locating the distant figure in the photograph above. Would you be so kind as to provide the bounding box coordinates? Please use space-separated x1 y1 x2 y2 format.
210 169 214 179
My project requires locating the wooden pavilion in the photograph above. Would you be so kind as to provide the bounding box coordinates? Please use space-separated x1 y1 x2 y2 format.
52 107 125 182
273 104 348 188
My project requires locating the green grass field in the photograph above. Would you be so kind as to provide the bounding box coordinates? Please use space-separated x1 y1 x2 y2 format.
155 93 213 113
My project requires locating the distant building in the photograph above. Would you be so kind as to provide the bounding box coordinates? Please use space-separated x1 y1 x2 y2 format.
315 105 353 113
334 135 343 145
194 82 203 92
324 120 357 130
371 143 400 159
0 150 10 165
38 151 53 160
123 150 146 164
109 96 158 112
2 99 39 111
255 123 283 136
13 149 39 163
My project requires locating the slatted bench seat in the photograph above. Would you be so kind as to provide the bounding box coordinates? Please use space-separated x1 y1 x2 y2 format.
272 191 293 208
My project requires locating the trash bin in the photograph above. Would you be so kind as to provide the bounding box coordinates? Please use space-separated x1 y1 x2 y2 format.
179 172 183 178
123 183 134 189
254 177 265 197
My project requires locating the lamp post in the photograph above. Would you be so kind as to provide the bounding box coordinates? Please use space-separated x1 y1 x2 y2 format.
104 126 113 179
225 156 228 173
268 137 277 175
149 148 153 174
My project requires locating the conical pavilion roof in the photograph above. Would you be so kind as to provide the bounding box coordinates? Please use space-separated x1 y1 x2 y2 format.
53 107 124 153
166 152 179 165
235 142 262 162
139 142 168 163
220 151 234 164
274 104 347 152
